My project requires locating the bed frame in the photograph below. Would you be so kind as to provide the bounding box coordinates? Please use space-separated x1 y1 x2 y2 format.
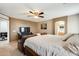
24 46 39 56
18 34 39 56
18 33 48 56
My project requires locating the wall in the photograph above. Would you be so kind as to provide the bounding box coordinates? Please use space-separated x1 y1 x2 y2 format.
67 14 79 33
52 15 79 34
9 14 79 41
37 16 67 34
9 17 38 41
37 20 53 34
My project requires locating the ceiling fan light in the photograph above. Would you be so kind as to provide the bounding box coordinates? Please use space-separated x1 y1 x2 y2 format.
34 16 38 18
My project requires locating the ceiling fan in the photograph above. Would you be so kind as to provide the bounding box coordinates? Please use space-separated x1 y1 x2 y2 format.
27 9 44 18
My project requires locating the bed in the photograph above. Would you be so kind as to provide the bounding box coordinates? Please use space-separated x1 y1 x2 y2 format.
22 34 79 56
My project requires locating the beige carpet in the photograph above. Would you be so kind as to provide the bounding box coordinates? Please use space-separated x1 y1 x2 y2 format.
0 41 24 56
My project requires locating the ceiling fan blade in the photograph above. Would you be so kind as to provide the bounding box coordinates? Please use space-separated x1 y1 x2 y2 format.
29 11 34 14
39 16 44 18
39 12 44 15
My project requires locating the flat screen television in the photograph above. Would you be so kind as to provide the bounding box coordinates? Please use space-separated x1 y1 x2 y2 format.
19 27 30 35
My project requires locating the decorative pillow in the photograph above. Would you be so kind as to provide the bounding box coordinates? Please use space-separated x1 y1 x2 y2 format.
67 43 79 55
66 34 79 44
62 33 73 41
63 34 79 55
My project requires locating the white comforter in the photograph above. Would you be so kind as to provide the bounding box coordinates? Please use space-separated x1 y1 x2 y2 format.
24 34 75 56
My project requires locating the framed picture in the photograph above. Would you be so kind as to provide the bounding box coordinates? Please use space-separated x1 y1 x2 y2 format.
41 23 47 29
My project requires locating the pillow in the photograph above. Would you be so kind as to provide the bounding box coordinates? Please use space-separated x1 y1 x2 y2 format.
66 43 79 55
64 34 79 55
62 33 73 41
36 33 41 36
66 34 79 45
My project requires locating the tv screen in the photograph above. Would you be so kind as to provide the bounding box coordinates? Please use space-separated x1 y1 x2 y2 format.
19 27 30 35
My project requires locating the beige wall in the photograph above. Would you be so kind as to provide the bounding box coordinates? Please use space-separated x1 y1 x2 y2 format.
37 20 53 34
9 14 79 41
52 14 79 34
9 17 54 41
34 16 67 35
9 17 38 41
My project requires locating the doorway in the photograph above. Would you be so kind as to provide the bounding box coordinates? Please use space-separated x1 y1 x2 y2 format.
55 21 65 35
0 18 9 44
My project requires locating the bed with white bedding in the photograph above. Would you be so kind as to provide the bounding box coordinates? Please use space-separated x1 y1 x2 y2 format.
24 34 79 56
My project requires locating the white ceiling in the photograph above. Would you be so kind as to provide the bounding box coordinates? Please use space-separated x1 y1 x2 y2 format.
0 3 79 22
